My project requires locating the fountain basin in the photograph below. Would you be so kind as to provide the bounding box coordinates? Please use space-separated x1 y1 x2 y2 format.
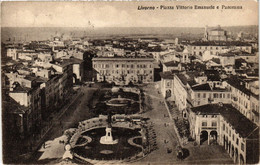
72 127 142 160
106 98 133 107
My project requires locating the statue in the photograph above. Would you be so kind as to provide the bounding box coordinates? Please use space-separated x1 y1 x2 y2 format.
100 112 118 145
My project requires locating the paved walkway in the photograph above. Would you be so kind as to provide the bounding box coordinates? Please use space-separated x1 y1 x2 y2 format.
138 83 179 164
32 86 97 164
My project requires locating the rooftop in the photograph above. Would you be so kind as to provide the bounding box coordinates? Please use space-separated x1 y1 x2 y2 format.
9 84 32 93
176 72 197 86
191 83 211 91
160 71 174 79
190 41 251 46
163 61 179 67
226 76 253 96
2 95 28 114
204 70 221 81
92 57 154 61
191 104 258 138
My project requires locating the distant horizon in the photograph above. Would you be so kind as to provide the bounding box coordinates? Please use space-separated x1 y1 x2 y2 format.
1 25 258 28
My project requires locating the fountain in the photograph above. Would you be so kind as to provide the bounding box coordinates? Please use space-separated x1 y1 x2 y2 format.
100 113 118 145
106 95 134 107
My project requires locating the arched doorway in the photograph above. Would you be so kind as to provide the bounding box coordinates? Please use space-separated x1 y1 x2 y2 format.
228 141 231 154
166 89 171 98
223 135 226 149
226 137 229 151
200 131 208 145
231 145 234 158
73 73 77 84
240 154 245 164
235 148 238 163
210 130 218 145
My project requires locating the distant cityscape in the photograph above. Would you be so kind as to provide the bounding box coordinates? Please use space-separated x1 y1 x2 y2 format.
1 25 259 164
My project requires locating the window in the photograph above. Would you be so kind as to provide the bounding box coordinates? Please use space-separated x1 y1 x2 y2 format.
131 64 134 68
223 94 225 98
223 124 225 131
236 138 239 145
213 93 217 98
150 70 153 74
198 101 200 105
219 93 222 98
212 122 217 127
229 130 231 137
137 65 139 68
116 64 119 68
122 64 125 68
227 94 230 98
203 93 206 98
232 134 234 141
202 122 207 126
198 93 200 98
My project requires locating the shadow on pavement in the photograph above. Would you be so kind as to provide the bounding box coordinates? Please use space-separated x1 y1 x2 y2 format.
182 148 190 159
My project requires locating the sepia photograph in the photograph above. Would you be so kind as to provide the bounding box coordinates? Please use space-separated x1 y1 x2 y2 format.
1 0 259 164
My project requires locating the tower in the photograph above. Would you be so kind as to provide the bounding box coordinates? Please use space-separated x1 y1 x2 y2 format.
204 25 208 41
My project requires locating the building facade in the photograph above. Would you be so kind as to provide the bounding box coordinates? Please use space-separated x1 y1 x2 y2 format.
160 72 174 100
93 57 154 85
189 104 259 164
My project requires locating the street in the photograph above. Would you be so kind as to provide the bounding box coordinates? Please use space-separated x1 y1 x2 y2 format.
33 86 97 164
33 83 233 164
138 82 233 164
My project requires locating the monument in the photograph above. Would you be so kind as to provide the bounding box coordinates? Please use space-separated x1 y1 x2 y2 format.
100 113 118 145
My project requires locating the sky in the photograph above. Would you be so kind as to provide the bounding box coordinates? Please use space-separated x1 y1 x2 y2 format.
1 1 258 28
